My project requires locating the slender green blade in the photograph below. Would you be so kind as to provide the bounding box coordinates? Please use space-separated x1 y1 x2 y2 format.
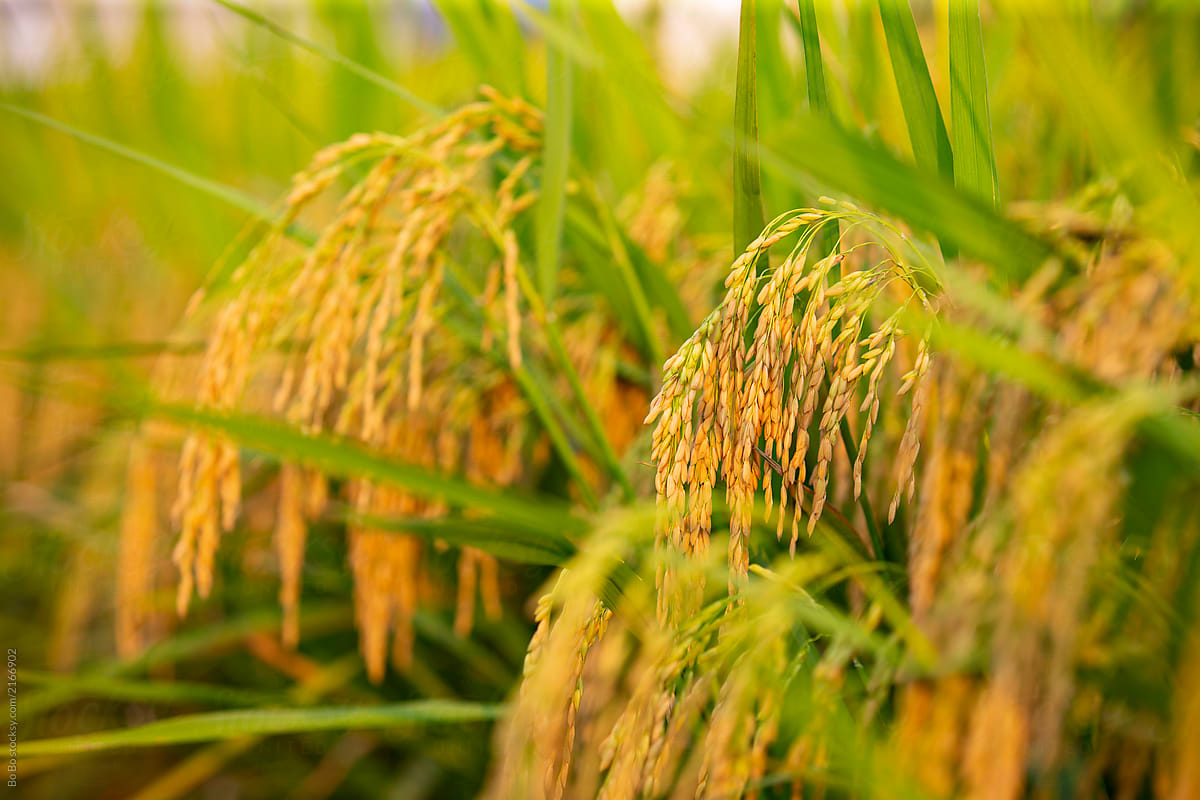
794 0 840 263
755 0 792 215
353 514 577 566
432 0 526 96
23 606 352 719
756 0 791 114
877 0 954 181
566 208 693 341
795 0 828 112
21 701 503 756
19 672 282 709
536 0 574 301
757 112 1051 280
735 0 767 254
948 0 999 207
440 259 602 509
146 402 586 538
1 103 271 221
584 179 664 367
211 0 441 117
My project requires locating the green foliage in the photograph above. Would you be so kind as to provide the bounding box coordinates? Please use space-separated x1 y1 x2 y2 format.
734 0 766 255
949 0 1000 207
3 2 1200 799
877 0 954 180
23 701 503 756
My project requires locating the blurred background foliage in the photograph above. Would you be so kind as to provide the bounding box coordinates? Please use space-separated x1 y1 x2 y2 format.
2 1 1199 799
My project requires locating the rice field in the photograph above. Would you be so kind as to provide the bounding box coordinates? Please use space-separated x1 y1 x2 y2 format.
2 2 1200 798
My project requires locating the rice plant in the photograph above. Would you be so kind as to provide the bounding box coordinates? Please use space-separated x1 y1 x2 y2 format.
3 1 1200 799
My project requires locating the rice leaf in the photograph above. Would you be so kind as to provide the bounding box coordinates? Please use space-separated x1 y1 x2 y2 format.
146 401 587 538
21 701 503 756
1 103 272 222
23 605 353 719
543 320 636 500
735 0 767 254
18 672 283 709
757 112 1051 280
582 178 665 368
877 0 954 180
510 0 602 70
793 2 886 544
351 514 577 567
793 0 841 265
795 0 828 112
211 0 441 117
431 0 526 96
566 208 693 341
948 0 999 207
536 0 574 301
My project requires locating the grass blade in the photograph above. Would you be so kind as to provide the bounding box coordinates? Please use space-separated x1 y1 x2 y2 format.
21 700 502 756
535 0 575 301
757 1 791 109
22 605 352 719
877 0 954 180
210 0 441 117
353 514 576 566
543 321 636 500
0 103 317 258
146 401 587 538
1 103 272 222
757 112 1051 281
565 208 694 341
793 0 842 264
440 257 606 507
795 0 828 112
19 672 282 708
948 0 999 207
792 7 881 543
582 177 664 369
432 0 526 96
735 0 767 254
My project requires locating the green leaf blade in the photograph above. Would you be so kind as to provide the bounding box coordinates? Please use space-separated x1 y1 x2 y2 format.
211 0 440 118
146 402 587 539
758 112 1050 281
795 0 829 113
735 0 767 254
21 701 504 756
877 0 954 181
949 0 1000 208
432 0 526 96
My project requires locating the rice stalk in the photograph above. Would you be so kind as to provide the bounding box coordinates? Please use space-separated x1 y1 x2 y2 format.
644 203 939 607
487 194 1200 800
121 87 645 681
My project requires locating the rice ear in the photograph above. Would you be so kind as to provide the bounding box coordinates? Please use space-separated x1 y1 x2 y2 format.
645 208 940 597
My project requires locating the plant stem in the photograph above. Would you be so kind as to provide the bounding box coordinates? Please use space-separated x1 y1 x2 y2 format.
836 416 885 561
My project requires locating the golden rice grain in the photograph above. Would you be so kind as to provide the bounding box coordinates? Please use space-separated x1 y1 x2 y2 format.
157 90 652 677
